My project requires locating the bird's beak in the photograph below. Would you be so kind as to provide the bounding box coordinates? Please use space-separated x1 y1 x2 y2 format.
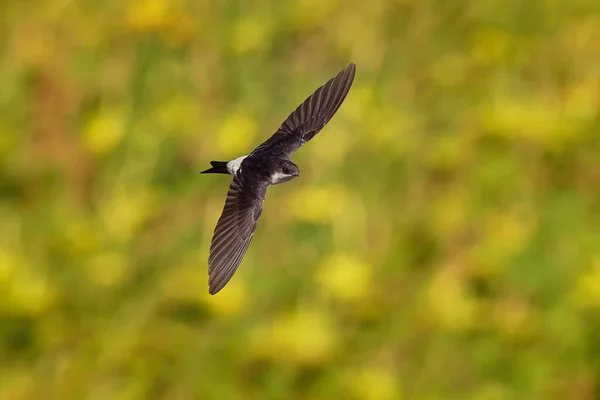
294 171 300 177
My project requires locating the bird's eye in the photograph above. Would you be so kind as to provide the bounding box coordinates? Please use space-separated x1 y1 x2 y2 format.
282 167 289 174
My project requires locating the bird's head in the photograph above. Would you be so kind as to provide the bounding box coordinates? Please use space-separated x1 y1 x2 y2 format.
270 160 300 185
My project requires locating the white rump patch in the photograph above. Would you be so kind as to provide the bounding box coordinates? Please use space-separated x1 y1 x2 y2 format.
226 155 247 175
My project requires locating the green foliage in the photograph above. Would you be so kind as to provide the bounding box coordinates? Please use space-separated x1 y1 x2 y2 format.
1 0 600 398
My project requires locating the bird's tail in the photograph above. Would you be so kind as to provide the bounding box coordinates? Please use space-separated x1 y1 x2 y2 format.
201 161 229 174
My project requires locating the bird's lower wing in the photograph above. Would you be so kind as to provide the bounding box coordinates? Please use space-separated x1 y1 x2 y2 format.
208 175 269 294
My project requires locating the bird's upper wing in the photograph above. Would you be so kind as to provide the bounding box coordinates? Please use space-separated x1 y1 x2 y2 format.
208 173 270 295
250 63 356 158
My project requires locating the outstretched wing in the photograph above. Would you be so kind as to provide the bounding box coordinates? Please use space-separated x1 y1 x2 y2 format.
208 174 270 294
251 63 356 158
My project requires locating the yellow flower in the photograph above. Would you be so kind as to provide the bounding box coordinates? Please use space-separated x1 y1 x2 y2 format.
481 94 584 150
82 109 125 156
126 0 171 32
565 76 599 123
157 96 200 136
232 17 268 54
200 279 248 317
573 258 600 309
470 211 534 278
99 190 157 242
288 0 339 30
217 112 258 157
316 253 372 302
484 212 532 254
342 84 374 124
250 308 339 365
126 0 196 45
289 186 348 223
424 266 477 332
0 248 17 286
5 267 55 316
346 366 402 400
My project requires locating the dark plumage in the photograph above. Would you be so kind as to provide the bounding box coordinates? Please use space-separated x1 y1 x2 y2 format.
202 63 356 294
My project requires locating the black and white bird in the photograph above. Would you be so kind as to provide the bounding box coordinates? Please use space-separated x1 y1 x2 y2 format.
201 63 356 294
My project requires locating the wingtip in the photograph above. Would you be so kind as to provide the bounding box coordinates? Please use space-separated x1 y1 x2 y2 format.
345 63 357 76
208 267 228 295
208 280 225 295
208 278 220 295
342 63 356 85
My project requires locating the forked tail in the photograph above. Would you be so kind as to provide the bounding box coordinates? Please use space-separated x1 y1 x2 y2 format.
201 161 229 174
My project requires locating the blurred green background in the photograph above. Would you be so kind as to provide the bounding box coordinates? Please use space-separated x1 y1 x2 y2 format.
1 0 600 399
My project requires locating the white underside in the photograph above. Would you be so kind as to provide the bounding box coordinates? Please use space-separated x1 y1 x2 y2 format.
226 155 247 175
270 171 289 184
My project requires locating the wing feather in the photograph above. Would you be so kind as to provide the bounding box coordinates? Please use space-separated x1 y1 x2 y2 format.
208 174 269 294
251 63 356 157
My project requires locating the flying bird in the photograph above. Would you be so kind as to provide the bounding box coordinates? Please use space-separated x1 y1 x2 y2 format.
201 63 356 294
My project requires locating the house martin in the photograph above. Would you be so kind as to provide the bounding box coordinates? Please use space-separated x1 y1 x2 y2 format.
201 63 356 294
